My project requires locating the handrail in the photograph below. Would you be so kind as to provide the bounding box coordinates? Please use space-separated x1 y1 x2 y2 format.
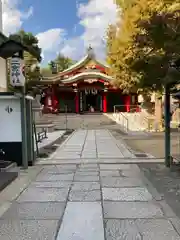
114 104 140 113
120 112 129 132
113 111 129 132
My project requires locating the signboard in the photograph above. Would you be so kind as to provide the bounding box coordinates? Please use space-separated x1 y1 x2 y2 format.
10 57 25 87
85 89 98 95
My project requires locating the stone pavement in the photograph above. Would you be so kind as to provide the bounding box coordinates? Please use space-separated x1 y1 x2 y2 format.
37 129 163 165
0 129 179 239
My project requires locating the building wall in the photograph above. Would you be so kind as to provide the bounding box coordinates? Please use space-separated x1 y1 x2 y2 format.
0 0 7 92
0 58 7 92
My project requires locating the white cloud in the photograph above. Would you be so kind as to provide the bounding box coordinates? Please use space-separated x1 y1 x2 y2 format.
62 0 118 60
36 0 118 63
2 0 33 35
36 28 65 52
36 28 66 61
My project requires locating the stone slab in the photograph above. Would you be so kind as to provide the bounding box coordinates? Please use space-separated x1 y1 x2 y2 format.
40 169 75 175
78 164 99 169
74 175 99 182
17 187 69 202
102 187 152 201
56 164 77 170
0 219 58 240
75 171 99 176
0 202 66 220
77 168 99 172
69 190 101 201
105 219 141 240
35 173 74 181
136 219 180 240
100 171 120 177
56 202 104 240
30 181 72 188
71 182 100 191
101 177 144 187
100 164 137 170
103 202 164 219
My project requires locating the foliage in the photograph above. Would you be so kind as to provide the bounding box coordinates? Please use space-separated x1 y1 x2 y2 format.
46 54 75 75
9 30 42 82
40 66 54 77
54 53 74 72
106 0 180 93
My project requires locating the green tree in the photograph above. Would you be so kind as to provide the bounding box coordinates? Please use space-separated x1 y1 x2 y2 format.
54 54 74 72
40 66 54 77
107 0 180 92
9 30 42 82
107 0 180 127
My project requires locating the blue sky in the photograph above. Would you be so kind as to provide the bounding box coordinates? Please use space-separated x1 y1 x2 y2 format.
20 0 86 37
2 0 117 65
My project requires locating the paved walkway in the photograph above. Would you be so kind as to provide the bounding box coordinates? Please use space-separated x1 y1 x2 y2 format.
0 130 179 239
51 129 134 159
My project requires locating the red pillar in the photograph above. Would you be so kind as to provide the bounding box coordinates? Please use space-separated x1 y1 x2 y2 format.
125 95 131 112
75 90 79 113
103 91 107 113
52 86 59 113
51 87 55 110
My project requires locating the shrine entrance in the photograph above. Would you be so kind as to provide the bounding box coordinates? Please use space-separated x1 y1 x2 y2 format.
85 89 100 112
79 88 102 113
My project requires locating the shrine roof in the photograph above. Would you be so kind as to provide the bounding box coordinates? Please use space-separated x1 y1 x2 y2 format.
42 46 109 80
40 71 113 84
61 71 113 83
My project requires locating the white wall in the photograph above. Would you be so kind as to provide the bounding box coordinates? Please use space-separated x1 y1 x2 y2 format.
0 0 7 92
0 98 22 142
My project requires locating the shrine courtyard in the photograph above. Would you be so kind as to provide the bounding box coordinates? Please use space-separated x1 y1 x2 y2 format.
0 124 180 239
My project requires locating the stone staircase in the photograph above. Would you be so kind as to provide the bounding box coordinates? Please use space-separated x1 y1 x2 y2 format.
106 112 149 132
39 113 119 130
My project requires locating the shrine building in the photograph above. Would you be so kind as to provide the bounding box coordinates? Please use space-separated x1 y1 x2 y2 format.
36 47 139 114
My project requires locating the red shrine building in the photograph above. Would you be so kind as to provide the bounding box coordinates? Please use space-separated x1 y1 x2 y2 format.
39 47 139 114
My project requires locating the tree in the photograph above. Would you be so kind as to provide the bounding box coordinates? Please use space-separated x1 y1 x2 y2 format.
40 66 54 77
54 54 74 72
9 30 42 82
107 0 180 92
106 0 180 130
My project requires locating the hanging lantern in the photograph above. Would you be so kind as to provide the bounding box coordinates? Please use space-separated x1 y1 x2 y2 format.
138 94 144 103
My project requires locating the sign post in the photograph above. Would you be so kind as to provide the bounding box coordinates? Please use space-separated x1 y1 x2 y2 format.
10 51 28 169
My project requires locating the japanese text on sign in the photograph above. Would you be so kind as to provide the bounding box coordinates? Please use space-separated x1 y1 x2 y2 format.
10 58 25 87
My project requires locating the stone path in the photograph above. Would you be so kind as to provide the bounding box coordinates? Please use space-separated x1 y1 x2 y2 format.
53 129 134 159
38 129 163 165
51 129 132 159
0 129 179 239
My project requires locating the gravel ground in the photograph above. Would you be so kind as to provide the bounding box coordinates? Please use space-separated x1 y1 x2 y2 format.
113 130 180 158
139 163 180 219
